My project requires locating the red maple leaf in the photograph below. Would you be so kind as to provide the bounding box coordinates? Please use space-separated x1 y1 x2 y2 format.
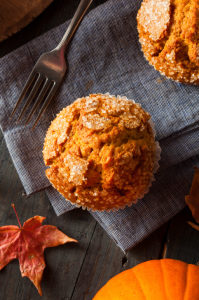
0 204 77 295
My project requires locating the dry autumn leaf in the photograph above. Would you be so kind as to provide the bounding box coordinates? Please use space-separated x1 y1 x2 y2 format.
187 221 199 231
0 204 77 295
185 167 199 224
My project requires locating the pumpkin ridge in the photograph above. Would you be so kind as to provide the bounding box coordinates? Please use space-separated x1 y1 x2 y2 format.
184 262 199 299
160 259 171 300
93 259 199 300
183 265 189 300
182 263 188 300
132 268 148 300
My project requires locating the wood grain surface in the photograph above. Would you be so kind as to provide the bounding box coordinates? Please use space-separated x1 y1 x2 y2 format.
0 0 53 42
0 1 199 299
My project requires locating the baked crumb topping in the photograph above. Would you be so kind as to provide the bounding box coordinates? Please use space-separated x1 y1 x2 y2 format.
82 114 111 130
137 0 199 84
64 154 89 185
137 0 171 41
43 94 156 211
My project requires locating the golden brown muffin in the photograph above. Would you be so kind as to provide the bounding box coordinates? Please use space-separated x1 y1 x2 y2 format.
137 0 199 84
43 94 157 211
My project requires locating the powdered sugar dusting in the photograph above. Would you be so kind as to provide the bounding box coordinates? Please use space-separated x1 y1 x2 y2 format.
165 49 175 63
84 97 99 112
64 154 89 185
57 122 70 145
101 96 133 116
82 114 111 130
138 0 171 41
120 113 141 129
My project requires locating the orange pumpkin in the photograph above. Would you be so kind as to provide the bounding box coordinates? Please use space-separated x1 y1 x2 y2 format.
93 259 199 300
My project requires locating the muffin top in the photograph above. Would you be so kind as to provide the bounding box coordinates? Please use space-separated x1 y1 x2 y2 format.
43 94 156 211
137 0 199 84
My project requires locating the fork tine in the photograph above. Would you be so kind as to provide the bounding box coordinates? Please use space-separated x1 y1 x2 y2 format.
25 78 51 124
32 82 58 129
16 74 43 122
10 71 38 118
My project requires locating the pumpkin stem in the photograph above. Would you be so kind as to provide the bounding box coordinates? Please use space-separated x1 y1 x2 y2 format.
11 203 22 228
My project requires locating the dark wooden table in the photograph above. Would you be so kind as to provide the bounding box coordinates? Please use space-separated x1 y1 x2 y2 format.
0 1 199 299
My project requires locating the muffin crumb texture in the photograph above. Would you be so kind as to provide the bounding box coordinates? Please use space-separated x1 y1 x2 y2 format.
43 94 156 211
137 0 199 84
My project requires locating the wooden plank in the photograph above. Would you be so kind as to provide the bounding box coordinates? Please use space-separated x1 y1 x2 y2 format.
3 1 198 299
0 131 98 300
164 207 199 265
0 1 110 299
0 128 168 300
71 223 168 300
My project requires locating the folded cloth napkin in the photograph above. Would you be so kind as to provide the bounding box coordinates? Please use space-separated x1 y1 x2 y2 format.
0 0 199 251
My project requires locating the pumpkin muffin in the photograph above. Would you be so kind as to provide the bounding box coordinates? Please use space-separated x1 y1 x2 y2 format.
43 94 159 211
137 0 199 84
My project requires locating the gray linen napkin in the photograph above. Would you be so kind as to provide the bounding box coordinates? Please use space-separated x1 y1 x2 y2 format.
0 0 199 251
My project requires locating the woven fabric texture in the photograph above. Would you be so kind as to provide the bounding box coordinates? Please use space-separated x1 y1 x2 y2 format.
0 0 199 251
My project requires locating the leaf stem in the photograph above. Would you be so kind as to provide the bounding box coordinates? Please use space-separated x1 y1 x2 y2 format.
11 203 22 228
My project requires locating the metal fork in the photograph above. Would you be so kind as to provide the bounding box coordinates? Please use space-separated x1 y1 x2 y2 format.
10 0 93 128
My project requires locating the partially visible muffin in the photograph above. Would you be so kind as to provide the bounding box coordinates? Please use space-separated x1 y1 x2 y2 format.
137 0 199 84
43 94 158 211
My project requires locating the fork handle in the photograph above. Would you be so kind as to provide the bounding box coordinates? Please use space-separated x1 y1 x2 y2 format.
56 0 93 52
